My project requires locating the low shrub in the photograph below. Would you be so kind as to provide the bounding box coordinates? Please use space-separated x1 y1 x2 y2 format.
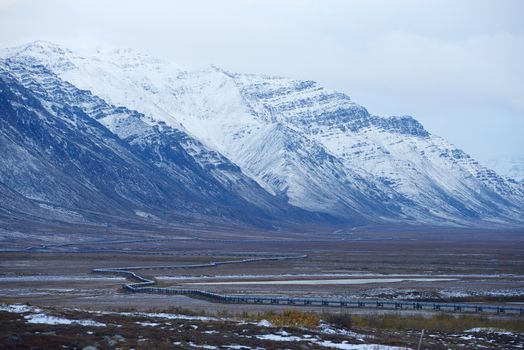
324 312 353 329
258 310 320 328
324 312 524 333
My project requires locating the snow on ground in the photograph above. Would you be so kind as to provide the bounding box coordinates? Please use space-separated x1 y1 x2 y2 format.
320 323 370 340
25 313 106 327
256 319 272 327
2 302 220 329
315 340 411 350
2 303 106 327
187 342 219 349
92 309 221 322
256 334 410 349
466 328 514 335
256 334 304 341
439 288 524 299
350 286 524 301
0 304 39 313
222 345 261 350
136 321 160 327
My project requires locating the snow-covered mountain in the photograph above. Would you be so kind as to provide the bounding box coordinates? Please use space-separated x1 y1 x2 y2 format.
0 53 320 230
1 41 523 228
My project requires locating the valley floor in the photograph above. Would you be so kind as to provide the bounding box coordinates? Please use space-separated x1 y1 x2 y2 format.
1 226 523 349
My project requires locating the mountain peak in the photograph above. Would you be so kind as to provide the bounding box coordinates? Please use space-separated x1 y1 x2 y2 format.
5 40 70 57
1 40 77 73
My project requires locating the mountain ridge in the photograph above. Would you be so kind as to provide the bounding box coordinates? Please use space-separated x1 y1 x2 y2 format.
1 41 523 229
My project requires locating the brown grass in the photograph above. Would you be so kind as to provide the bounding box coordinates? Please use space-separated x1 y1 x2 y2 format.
324 312 524 333
257 309 320 328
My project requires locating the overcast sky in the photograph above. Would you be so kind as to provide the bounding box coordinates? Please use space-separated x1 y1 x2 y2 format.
1 0 523 162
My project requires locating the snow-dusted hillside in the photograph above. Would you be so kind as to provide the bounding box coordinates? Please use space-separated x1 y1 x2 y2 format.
1 41 523 227
0 55 320 229
232 73 524 224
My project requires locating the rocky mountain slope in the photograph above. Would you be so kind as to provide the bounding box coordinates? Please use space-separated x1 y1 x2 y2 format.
0 58 321 230
1 41 523 229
